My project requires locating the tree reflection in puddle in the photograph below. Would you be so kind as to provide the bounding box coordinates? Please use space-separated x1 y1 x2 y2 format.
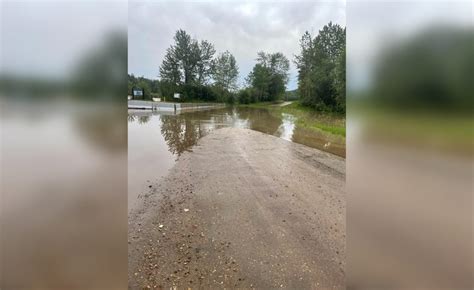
128 107 345 158
128 106 345 210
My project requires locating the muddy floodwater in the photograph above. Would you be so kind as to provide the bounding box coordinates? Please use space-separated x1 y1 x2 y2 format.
128 106 345 211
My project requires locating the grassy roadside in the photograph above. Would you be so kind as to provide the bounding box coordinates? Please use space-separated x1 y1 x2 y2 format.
238 101 280 109
238 101 346 137
352 104 473 154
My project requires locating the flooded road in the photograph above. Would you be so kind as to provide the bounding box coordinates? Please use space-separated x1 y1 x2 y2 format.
128 127 345 289
128 106 345 211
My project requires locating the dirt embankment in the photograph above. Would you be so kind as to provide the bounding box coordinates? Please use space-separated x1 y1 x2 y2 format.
129 128 345 289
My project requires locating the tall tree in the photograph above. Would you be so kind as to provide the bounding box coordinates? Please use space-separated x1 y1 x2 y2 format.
159 47 181 85
196 40 216 85
212 50 239 92
173 29 199 85
159 29 201 85
294 31 314 102
247 51 289 102
247 64 270 101
294 22 345 112
264 52 290 83
159 29 218 97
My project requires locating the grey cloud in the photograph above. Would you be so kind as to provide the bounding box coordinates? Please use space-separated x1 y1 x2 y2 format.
128 1 345 90
1 1 127 78
346 1 472 91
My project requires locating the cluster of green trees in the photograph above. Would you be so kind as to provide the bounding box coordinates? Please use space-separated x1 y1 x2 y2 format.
159 29 239 103
138 29 292 104
294 22 346 113
238 52 290 104
129 22 346 113
239 22 346 112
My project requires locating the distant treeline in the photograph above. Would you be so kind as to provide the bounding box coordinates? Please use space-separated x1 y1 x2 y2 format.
130 23 346 112
128 75 160 99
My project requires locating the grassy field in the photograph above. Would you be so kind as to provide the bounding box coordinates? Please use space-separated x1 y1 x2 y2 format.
239 101 346 137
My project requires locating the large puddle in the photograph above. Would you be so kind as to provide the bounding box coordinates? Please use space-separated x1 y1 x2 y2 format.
128 106 345 211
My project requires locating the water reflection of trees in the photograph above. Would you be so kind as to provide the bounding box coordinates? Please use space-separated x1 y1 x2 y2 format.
160 115 202 155
127 106 345 158
159 109 233 156
128 113 152 124
128 107 284 157
138 115 150 124
235 108 283 136
159 108 283 156
127 114 136 123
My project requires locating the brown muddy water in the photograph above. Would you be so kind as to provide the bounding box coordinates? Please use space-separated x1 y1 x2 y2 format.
128 106 345 211
2 102 128 288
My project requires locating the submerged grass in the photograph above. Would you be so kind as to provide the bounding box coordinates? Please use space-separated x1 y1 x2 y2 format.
238 101 346 137
278 102 346 136
238 101 280 109
353 104 473 154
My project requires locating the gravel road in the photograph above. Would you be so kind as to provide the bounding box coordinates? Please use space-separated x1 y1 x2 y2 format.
129 128 345 289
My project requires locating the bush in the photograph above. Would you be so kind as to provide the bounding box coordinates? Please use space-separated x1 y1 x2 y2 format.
238 88 252 104
179 84 220 102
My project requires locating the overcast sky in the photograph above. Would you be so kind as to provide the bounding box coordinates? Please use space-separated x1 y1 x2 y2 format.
128 1 345 90
346 1 473 91
1 1 126 79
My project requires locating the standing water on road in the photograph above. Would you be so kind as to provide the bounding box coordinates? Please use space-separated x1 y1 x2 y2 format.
128 106 345 211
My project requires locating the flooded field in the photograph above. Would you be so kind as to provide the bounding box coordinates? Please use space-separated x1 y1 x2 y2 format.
128 106 345 210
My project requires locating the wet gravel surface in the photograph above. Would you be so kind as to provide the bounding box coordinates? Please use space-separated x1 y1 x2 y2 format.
129 128 345 289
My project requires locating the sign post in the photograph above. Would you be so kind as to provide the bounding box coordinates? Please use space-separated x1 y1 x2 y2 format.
132 87 144 99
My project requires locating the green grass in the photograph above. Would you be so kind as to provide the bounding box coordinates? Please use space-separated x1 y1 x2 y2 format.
238 101 346 137
298 119 346 136
353 104 473 154
238 101 282 109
